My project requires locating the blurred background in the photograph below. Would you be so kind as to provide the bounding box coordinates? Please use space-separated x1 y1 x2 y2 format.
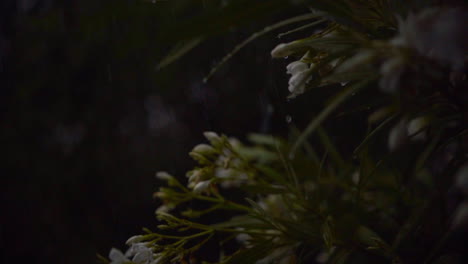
0 0 316 263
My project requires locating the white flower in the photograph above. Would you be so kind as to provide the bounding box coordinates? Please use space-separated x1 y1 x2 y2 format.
285 60 312 95
125 243 156 264
187 169 204 183
203 131 224 147
391 8 467 70
214 167 234 179
214 168 248 188
109 248 131 264
271 39 311 58
271 43 293 58
407 117 427 141
193 180 211 193
388 117 428 151
388 119 408 151
235 233 252 244
286 61 308 74
155 203 175 214
288 70 311 94
126 235 144 245
379 56 405 94
155 171 172 181
203 131 220 142
191 144 216 155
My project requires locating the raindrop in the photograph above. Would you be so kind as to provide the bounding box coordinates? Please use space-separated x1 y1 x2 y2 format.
284 56 289 59
285 115 292 123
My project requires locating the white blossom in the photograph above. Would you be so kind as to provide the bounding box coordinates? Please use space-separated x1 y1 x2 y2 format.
191 144 216 155
271 43 294 58
407 117 427 141
286 60 313 96
378 56 405 94
109 248 131 264
271 39 312 58
203 131 220 142
388 117 428 151
125 243 157 264
193 180 211 193
286 61 308 74
155 204 173 214
126 235 145 245
187 169 204 184
155 171 173 181
388 119 408 151
214 168 248 188
203 131 224 147
391 8 467 70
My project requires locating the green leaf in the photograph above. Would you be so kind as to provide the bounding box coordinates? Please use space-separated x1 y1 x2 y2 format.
227 239 276 264
353 114 398 155
328 247 353 264
203 12 322 82
277 18 327 38
316 126 345 168
157 37 204 70
247 133 283 147
290 78 375 156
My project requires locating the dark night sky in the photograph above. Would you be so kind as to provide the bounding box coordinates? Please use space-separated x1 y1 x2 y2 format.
0 1 307 263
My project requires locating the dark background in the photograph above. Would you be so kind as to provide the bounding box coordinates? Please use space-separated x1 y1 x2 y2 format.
0 1 311 263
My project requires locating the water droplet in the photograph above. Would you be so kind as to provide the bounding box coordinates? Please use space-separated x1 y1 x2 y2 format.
285 115 292 123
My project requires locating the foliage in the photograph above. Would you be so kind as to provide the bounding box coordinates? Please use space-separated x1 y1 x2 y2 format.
106 0 468 263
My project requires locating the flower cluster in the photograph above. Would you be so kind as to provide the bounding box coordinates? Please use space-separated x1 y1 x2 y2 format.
109 238 161 264
106 2 468 263
186 132 251 192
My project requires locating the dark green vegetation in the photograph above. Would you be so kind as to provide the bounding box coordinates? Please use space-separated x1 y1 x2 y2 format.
1 1 467 263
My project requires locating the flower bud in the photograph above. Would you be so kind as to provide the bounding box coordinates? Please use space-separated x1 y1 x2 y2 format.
109 248 129 263
407 117 428 141
288 69 312 94
126 235 144 245
155 171 173 181
191 144 216 155
271 43 291 58
193 180 212 193
286 61 309 75
203 131 220 142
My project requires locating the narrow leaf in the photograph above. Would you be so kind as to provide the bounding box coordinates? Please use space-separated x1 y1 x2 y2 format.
203 12 322 82
290 78 374 156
